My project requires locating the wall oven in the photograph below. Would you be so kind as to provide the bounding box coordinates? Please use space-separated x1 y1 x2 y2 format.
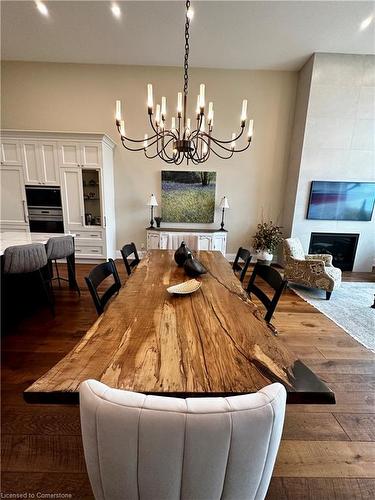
25 186 64 233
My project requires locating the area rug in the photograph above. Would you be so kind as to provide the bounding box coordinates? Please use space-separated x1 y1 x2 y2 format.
290 282 375 352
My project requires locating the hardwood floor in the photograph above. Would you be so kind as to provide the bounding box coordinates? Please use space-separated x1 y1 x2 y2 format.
1 263 374 499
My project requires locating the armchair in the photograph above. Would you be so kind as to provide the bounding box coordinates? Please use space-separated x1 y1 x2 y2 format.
283 238 341 300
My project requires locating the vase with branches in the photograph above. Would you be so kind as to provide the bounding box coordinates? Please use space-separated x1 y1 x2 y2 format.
252 221 283 262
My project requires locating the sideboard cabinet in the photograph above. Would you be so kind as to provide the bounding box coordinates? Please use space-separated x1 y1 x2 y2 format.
146 228 227 256
0 131 117 260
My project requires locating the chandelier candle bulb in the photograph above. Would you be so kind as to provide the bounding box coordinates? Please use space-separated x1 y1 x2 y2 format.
171 117 176 132
119 120 125 137
155 104 161 125
241 99 248 124
115 100 122 122
199 84 205 109
231 133 236 150
177 92 183 116
161 96 167 118
196 95 201 117
248 119 254 139
147 84 153 111
143 134 148 149
207 102 214 123
186 118 191 135
202 142 208 154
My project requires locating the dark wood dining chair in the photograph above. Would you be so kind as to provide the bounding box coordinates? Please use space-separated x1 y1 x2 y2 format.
120 242 140 276
232 247 252 282
246 263 287 334
85 259 121 315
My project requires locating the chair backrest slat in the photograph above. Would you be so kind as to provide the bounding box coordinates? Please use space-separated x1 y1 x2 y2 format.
120 242 140 276
246 263 287 322
85 259 121 315
232 246 252 282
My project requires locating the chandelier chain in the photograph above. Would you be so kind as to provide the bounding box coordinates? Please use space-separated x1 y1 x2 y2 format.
183 0 190 97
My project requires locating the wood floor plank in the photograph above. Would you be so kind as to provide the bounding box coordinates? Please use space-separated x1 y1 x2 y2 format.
282 413 349 441
302 359 375 376
286 392 375 414
334 414 375 442
2 406 81 435
1 472 93 498
267 478 375 499
1 435 86 473
274 441 375 478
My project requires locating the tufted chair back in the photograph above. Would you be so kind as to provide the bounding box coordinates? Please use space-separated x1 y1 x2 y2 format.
283 238 305 261
3 243 48 274
80 380 286 500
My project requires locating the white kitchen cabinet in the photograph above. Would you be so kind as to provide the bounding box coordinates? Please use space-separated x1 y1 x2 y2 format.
0 165 29 230
1 131 116 260
60 167 85 230
22 141 60 186
39 142 60 185
146 229 227 256
1 140 22 165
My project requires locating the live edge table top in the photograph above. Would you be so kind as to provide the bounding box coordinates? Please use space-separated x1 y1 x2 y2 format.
24 250 335 405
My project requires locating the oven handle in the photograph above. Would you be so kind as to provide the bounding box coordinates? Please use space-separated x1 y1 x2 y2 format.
22 200 28 223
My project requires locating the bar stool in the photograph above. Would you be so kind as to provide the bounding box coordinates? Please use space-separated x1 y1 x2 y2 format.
46 235 80 295
3 243 54 315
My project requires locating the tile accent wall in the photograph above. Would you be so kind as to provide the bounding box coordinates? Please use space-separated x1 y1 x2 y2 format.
284 53 375 272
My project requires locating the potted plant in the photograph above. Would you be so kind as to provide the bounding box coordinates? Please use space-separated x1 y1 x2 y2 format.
252 221 283 263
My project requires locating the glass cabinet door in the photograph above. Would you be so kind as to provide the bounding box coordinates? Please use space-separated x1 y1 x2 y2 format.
82 169 102 226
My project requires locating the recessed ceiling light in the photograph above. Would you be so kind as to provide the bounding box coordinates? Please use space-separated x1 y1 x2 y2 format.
35 0 49 17
111 3 121 19
360 14 374 31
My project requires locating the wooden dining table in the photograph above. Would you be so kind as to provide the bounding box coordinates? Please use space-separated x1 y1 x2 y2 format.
24 250 335 405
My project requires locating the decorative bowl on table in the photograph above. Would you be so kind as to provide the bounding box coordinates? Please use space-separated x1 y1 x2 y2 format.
167 279 201 295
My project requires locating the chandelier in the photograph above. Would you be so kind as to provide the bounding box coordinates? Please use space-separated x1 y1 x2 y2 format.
115 0 253 165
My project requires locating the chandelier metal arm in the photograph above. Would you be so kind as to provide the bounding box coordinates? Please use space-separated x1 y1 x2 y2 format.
116 122 158 143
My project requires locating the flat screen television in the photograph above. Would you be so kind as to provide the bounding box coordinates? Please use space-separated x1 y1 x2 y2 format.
307 181 375 221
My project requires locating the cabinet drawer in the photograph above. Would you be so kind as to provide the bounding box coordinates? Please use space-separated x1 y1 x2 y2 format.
73 229 103 240
75 244 104 257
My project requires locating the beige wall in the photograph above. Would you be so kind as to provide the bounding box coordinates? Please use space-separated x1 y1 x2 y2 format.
1 61 297 254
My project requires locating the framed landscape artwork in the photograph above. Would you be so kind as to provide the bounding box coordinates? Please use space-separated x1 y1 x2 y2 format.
161 170 217 223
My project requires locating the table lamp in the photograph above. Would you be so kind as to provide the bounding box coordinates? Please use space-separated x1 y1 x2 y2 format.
147 194 158 228
219 196 229 231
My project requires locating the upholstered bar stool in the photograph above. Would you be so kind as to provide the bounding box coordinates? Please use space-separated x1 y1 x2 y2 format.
3 243 54 315
46 236 80 295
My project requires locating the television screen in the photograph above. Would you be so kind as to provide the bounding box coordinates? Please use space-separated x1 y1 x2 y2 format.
307 181 375 221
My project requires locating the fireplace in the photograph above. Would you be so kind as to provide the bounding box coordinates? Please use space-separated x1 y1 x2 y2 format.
308 233 359 271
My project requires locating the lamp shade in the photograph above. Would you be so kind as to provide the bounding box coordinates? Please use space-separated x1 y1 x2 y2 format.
219 196 229 209
147 194 158 207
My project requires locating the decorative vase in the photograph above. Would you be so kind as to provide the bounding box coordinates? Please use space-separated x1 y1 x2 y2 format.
183 254 207 277
154 216 162 228
256 249 273 265
174 241 191 267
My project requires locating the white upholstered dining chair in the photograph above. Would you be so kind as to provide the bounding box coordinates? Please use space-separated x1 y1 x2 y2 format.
80 380 286 500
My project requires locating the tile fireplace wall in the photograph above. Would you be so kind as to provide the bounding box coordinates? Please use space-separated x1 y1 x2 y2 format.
283 53 375 272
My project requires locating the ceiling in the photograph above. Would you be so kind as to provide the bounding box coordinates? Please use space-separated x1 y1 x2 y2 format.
1 1 374 71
